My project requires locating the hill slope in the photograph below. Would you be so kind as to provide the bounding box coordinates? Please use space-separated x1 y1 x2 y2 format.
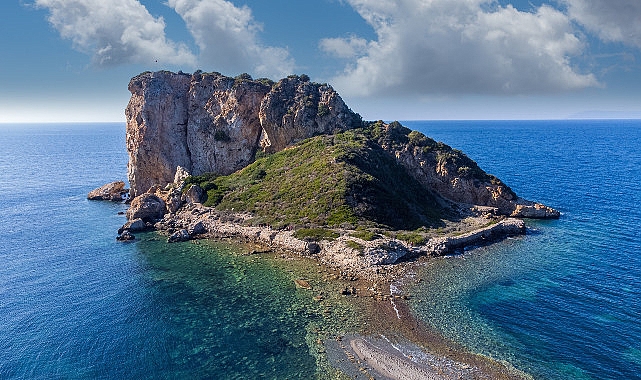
183 126 471 231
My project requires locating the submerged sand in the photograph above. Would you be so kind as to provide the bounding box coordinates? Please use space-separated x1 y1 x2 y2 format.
319 290 531 380
152 206 533 379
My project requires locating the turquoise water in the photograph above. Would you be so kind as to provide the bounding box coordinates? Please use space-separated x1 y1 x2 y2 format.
405 120 641 380
0 124 331 379
1 120 640 379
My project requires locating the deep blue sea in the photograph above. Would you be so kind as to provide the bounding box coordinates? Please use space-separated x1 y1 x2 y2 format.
1 120 640 379
406 119 641 380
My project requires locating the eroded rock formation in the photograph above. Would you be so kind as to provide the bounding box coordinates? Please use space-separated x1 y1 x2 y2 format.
372 122 560 218
125 71 360 197
87 181 128 201
124 70 558 223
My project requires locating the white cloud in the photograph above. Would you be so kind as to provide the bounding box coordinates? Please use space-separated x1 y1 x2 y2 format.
34 0 196 67
320 35 369 59
564 0 641 48
330 0 599 97
167 0 294 78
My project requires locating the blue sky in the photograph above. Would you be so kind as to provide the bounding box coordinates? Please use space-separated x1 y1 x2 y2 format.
1 0 640 122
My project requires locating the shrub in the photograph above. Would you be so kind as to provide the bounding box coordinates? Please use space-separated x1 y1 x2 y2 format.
345 240 364 252
235 73 252 81
256 77 275 87
204 187 226 207
350 230 378 241
396 231 428 246
317 103 329 117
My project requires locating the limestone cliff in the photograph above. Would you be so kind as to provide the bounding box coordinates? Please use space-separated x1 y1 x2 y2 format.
126 71 360 197
125 70 558 220
369 121 559 218
259 76 360 153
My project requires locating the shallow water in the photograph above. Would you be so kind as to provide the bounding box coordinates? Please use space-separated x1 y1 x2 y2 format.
406 119 641 380
0 123 358 379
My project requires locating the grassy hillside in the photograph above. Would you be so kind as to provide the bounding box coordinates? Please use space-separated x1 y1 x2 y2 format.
184 128 449 231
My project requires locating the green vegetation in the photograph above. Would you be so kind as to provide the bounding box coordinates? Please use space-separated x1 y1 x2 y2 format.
184 127 449 230
349 230 379 241
256 77 275 87
396 231 428 246
317 103 329 117
345 240 364 252
234 72 253 86
182 120 508 236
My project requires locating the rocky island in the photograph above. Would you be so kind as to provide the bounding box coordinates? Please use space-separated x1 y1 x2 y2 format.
91 70 559 379
118 70 558 271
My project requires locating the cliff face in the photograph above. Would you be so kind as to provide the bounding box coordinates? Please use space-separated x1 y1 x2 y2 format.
126 71 192 197
125 71 360 196
259 77 360 153
125 70 558 220
371 121 559 218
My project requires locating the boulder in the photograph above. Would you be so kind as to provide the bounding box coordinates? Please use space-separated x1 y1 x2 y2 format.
305 242 321 254
168 229 191 243
126 193 166 222
188 221 206 236
118 218 147 234
157 188 183 214
87 181 128 201
173 166 191 185
511 202 561 219
183 184 206 204
116 231 135 241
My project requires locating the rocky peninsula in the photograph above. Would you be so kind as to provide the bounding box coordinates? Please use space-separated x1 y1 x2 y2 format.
91 70 559 379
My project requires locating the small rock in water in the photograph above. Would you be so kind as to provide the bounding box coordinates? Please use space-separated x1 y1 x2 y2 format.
117 231 135 241
294 279 312 289
168 229 190 243
87 181 129 202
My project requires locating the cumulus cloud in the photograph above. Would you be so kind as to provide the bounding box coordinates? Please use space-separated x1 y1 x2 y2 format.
320 35 369 59
34 0 196 67
564 0 641 48
167 0 294 78
330 0 599 97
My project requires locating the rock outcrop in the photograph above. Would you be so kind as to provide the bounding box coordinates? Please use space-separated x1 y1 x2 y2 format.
371 121 560 218
87 181 128 201
126 193 166 222
126 71 360 197
124 70 559 230
259 76 360 153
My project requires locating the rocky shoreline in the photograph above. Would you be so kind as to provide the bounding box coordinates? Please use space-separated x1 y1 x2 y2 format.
153 202 527 280
88 182 537 379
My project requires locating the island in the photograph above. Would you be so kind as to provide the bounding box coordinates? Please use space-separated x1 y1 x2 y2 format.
91 70 559 379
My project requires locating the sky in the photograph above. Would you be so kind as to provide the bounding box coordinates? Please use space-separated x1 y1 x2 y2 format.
1 0 640 122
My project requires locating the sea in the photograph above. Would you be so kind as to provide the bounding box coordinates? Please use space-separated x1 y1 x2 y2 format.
0 119 639 379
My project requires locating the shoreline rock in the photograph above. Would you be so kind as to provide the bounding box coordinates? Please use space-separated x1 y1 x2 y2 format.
152 204 528 280
87 181 129 202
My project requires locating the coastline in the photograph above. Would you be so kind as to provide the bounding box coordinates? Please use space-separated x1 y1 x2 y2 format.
220 238 533 380
154 203 527 282
149 203 533 379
